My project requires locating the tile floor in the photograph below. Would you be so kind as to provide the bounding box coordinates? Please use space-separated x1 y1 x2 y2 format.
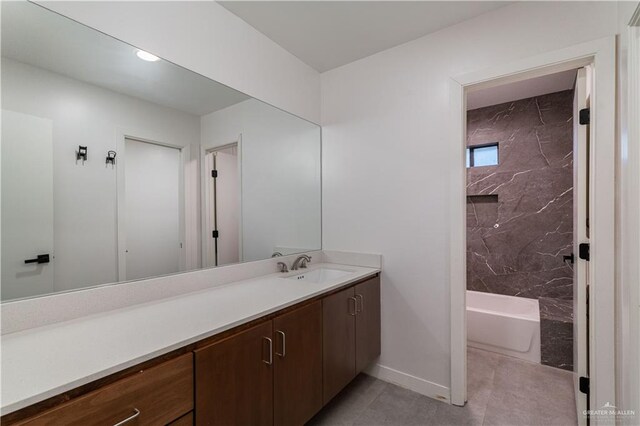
308 348 577 426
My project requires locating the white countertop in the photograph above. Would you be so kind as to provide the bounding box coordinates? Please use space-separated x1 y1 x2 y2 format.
0 263 379 415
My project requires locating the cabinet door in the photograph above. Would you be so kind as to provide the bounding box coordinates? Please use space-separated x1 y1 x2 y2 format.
273 301 323 426
355 276 381 373
322 286 356 404
195 322 273 426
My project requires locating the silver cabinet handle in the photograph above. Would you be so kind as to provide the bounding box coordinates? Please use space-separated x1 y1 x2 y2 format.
275 330 286 357
113 408 140 426
348 297 357 316
263 337 273 365
356 294 364 313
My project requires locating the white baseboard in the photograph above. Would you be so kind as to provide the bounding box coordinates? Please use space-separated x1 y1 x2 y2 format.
365 363 451 404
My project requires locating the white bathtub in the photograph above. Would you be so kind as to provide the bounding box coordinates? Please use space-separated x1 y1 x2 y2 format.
467 290 541 363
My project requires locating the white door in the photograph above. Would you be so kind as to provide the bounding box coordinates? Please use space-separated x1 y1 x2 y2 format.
204 145 240 267
1 110 55 300
214 147 240 266
204 151 215 267
573 67 590 424
124 138 181 281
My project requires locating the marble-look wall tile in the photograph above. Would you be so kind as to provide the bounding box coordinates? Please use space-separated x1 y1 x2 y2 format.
466 90 574 300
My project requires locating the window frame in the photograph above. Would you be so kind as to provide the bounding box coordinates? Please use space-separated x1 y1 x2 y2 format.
467 142 499 168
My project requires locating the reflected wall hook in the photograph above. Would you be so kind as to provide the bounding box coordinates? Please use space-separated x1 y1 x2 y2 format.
76 145 88 162
106 150 117 166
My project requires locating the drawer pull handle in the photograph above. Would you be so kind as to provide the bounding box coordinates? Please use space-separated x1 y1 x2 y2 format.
263 337 273 365
356 294 364 313
275 330 286 357
113 408 140 426
348 297 357 316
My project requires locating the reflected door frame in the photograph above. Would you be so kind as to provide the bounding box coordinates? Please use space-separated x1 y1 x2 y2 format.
115 131 188 282
201 134 243 268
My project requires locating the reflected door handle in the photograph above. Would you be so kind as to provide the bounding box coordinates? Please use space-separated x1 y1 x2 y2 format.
24 254 50 264
563 253 575 265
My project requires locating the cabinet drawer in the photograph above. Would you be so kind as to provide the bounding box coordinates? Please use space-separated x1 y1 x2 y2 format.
16 354 193 426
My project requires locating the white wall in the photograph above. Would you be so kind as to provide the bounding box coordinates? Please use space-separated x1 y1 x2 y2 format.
201 99 321 262
1 58 201 292
36 1 321 124
321 1 628 398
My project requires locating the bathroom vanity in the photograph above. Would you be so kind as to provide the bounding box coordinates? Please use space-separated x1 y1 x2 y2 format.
1 264 380 425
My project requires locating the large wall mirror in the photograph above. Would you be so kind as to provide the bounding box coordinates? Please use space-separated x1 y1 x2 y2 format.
1 2 322 301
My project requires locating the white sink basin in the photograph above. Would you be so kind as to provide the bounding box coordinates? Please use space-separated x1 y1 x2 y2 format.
285 268 353 284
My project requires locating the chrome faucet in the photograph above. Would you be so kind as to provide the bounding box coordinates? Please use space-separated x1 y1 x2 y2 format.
291 255 312 270
277 262 289 273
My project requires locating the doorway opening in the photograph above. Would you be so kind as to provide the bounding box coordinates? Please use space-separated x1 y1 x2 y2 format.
450 38 616 423
203 142 242 267
462 68 589 423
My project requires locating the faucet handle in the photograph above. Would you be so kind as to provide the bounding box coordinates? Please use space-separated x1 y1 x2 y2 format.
277 262 289 273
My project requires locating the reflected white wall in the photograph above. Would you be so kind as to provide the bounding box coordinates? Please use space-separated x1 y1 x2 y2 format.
1 58 201 292
201 99 321 262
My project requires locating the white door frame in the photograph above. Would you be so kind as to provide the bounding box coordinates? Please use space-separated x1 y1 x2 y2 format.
620 6 640 419
200 134 243 268
448 36 616 421
116 131 189 281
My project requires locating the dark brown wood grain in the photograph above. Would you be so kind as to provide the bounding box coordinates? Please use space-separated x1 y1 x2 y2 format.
11 354 193 426
273 301 323 426
168 411 193 426
194 321 273 426
322 286 356 405
355 276 381 373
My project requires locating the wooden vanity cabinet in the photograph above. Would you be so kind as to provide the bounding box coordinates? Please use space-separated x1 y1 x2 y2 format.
195 301 323 426
323 276 381 404
355 276 381 373
273 301 323 426
322 286 357 404
195 321 274 426
4 274 380 426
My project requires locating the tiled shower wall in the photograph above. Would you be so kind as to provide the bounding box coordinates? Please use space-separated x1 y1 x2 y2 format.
466 90 574 300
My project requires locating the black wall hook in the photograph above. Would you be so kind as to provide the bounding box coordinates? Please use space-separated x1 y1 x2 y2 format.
76 145 88 162
106 150 117 165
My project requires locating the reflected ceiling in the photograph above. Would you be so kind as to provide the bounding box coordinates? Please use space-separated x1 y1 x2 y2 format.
2 2 249 116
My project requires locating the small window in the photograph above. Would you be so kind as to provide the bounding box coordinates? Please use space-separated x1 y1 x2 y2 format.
467 143 498 168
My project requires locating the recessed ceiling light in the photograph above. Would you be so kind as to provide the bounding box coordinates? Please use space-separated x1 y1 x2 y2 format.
136 50 160 62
